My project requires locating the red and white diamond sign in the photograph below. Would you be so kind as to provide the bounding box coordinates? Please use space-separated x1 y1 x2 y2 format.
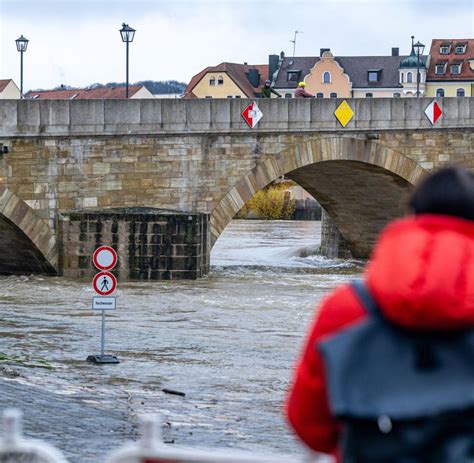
424 100 443 125
242 102 263 128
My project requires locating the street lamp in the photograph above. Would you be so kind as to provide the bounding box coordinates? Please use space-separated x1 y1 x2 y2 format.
413 37 425 98
15 35 29 98
119 23 136 98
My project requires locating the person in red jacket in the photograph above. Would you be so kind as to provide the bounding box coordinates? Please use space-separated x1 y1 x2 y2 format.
286 166 474 459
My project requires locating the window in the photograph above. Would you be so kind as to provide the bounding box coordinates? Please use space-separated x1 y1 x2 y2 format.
368 70 380 83
209 75 216 85
330 92 337 98
284 93 292 98
287 70 301 83
365 93 373 98
217 75 224 85
227 96 233 98
451 64 461 74
455 44 466 54
400 73 404 83
69 93 79 100
435 63 446 74
393 92 401 97
323 72 331 84
407 72 413 83
205 96 213 99
440 45 451 54
436 88 445 98
235 95 241 98
457 88 465 97
316 92 324 98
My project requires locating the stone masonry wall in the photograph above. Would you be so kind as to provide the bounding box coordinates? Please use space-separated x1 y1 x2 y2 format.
59 208 209 280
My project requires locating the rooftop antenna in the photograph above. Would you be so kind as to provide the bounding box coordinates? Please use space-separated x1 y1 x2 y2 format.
290 30 303 57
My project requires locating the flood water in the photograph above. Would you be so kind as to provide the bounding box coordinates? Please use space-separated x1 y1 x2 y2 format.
0 220 363 461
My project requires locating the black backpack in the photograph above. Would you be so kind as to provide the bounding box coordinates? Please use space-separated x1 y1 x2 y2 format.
318 280 474 463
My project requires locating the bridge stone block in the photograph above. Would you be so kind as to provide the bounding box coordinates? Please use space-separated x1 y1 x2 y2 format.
18 100 40 128
404 98 425 124
37 101 71 133
186 100 211 130
140 99 162 126
258 99 289 130
289 99 310 129
310 99 338 129
210 99 231 129
104 99 140 125
161 100 186 131
0 100 17 135
70 100 104 129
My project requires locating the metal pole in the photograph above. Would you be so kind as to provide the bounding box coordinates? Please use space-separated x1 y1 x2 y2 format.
416 51 420 98
101 310 105 356
20 50 23 99
126 41 129 99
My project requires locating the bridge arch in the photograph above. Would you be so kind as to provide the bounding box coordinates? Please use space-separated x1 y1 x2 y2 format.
0 187 57 274
210 137 428 258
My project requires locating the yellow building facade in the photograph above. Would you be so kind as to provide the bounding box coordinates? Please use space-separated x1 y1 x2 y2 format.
191 72 246 98
426 82 472 97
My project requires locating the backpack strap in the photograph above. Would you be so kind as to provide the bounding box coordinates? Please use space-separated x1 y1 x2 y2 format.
351 280 380 318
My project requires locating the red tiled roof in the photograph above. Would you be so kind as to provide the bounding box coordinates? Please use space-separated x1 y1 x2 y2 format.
427 38 474 81
184 63 269 98
0 79 12 92
25 85 143 99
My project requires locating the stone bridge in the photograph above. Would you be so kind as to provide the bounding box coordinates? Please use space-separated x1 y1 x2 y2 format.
0 98 472 278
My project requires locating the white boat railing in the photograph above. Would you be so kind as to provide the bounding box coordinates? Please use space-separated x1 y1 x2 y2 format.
0 409 333 463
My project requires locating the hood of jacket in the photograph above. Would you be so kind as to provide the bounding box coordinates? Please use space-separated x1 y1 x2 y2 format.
366 214 474 331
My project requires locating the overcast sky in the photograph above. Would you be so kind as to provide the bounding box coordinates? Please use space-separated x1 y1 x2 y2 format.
0 0 473 91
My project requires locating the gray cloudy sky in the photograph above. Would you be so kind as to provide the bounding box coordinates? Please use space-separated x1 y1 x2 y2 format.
0 0 473 91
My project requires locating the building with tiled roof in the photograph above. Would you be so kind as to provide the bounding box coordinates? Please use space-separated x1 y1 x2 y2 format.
184 63 269 99
25 84 154 100
0 79 21 99
426 38 474 97
272 46 428 98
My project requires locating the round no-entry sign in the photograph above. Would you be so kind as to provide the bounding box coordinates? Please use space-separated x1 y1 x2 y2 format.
93 271 117 296
93 246 117 271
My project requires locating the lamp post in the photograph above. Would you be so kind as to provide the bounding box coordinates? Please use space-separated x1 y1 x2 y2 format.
413 38 425 98
119 23 136 98
15 35 29 98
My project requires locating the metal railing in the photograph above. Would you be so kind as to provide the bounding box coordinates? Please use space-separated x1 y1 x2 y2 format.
0 409 332 463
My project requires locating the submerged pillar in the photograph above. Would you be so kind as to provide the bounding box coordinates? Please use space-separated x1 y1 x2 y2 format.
319 209 352 259
59 207 210 280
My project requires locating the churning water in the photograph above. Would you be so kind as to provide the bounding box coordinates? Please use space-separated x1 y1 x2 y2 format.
0 220 363 461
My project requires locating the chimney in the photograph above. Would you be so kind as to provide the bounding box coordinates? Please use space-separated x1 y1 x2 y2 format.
392 47 399 56
247 68 260 87
320 48 330 56
268 54 279 81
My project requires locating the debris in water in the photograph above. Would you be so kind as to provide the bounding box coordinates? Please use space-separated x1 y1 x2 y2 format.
162 388 185 397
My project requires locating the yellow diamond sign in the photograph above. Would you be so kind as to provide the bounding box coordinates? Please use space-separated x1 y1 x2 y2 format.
334 100 354 127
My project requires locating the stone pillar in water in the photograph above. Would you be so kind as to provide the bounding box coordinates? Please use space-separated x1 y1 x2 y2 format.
319 209 352 259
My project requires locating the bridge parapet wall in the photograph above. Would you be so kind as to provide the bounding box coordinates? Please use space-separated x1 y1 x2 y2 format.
0 98 473 137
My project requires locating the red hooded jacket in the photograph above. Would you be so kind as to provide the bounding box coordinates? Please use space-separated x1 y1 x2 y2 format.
286 214 474 458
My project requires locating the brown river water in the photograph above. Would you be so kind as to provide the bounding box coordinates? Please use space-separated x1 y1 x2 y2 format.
0 220 363 461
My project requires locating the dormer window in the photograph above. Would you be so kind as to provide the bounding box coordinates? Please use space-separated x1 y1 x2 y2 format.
435 61 447 75
287 70 301 83
440 43 451 54
368 69 381 83
451 63 461 74
209 75 216 85
455 43 467 54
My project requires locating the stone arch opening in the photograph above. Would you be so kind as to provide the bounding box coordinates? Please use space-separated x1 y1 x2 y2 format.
0 187 57 274
210 137 427 258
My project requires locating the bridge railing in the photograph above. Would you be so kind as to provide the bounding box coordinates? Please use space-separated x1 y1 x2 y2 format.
0 409 332 463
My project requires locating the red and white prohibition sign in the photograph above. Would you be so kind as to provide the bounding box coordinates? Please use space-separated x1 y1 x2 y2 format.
93 246 118 271
93 271 117 296
242 102 263 128
424 100 443 125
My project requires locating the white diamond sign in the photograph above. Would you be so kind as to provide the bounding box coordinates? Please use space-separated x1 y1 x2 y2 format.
424 100 443 125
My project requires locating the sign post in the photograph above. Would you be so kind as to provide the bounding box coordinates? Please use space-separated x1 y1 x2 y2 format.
87 246 120 365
